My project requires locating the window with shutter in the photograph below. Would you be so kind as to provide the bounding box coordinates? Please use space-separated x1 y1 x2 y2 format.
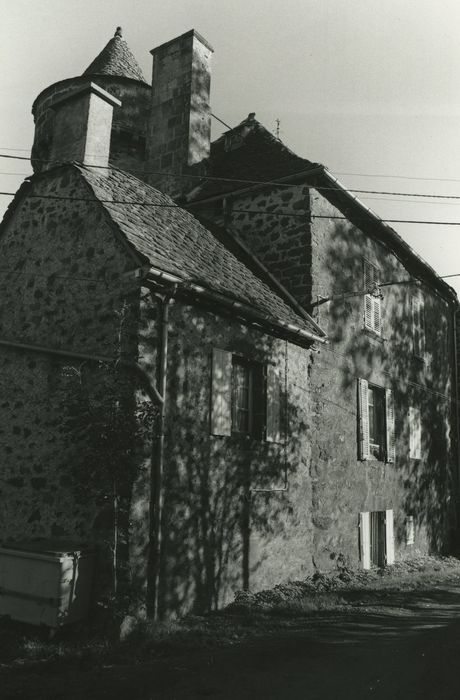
409 406 421 459
385 388 395 463
211 349 281 442
359 512 371 570
385 509 395 565
358 381 394 462
211 349 232 436
358 378 370 460
266 365 281 443
412 295 425 358
360 510 394 569
363 259 382 334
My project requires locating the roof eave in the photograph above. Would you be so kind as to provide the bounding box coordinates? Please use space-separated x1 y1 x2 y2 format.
145 267 327 346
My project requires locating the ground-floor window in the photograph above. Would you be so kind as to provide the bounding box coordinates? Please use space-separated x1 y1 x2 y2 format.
359 509 394 569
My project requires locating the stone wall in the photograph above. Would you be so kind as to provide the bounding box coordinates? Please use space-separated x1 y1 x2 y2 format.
199 183 312 308
307 191 457 566
137 297 315 614
196 183 458 572
0 167 143 598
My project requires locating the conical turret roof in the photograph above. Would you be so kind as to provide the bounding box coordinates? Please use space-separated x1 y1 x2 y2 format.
83 28 147 83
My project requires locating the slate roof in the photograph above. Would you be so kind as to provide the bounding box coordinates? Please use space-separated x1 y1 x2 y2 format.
186 115 322 202
83 32 147 83
75 165 325 340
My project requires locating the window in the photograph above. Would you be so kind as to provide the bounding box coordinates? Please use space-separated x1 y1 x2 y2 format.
406 515 415 546
368 385 385 460
359 510 394 569
412 295 425 358
231 358 265 436
363 259 382 334
211 348 281 442
358 379 395 462
409 406 421 459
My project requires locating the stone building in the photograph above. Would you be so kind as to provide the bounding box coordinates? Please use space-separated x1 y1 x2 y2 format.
0 28 458 617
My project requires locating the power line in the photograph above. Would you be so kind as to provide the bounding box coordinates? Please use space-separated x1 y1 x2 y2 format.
334 171 460 184
4 151 460 202
4 189 460 227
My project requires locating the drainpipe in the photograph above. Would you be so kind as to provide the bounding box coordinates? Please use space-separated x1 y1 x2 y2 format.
146 287 175 620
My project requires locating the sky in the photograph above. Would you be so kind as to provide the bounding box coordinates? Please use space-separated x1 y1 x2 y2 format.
1 0 460 296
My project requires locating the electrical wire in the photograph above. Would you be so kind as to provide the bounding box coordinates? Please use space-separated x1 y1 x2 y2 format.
3 189 460 227
4 151 460 202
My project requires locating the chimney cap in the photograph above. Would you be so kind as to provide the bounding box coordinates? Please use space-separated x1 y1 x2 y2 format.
150 28 214 56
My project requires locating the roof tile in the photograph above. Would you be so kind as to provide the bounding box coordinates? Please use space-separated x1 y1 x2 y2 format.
77 165 324 340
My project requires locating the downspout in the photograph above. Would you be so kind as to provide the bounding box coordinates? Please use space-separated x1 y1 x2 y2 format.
145 286 176 620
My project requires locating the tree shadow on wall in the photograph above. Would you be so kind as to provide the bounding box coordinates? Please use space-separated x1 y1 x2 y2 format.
318 220 456 554
150 303 306 617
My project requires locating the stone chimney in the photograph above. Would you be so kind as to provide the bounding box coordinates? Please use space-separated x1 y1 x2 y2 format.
147 29 214 194
48 82 121 170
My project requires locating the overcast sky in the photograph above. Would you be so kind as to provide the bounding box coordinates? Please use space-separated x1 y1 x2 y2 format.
2 0 460 295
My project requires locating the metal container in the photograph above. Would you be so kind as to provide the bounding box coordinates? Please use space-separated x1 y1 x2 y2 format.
0 540 95 627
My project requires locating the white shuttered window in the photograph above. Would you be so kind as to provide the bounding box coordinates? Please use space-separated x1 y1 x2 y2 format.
412 296 425 358
359 512 371 570
363 259 382 334
266 365 281 443
385 389 395 463
358 380 395 463
409 406 421 459
211 349 232 436
358 379 370 460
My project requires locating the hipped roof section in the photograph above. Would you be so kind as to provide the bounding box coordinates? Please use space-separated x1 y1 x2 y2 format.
187 117 458 305
4 164 323 344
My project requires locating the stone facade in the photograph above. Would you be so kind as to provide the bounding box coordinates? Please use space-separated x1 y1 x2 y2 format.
195 181 459 568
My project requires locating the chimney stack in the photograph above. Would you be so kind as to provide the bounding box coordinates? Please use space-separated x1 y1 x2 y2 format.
147 29 214 194
48 82 121 170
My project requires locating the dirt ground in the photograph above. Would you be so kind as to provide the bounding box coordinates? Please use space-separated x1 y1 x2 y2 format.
2 555 460 699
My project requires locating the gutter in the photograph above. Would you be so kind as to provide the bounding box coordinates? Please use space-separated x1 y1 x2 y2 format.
146 267 327 346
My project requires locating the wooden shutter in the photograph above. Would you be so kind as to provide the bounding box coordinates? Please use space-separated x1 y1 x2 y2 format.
385 388 395 463
373 296 382 334
419 299 425 355
266 365 281 443
359 512 371 570
409 406 421 459
385 509 395 565
363 259 373 330
363 259 382 333
211 349 232 436
412 297 425 357
358 378 370 460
